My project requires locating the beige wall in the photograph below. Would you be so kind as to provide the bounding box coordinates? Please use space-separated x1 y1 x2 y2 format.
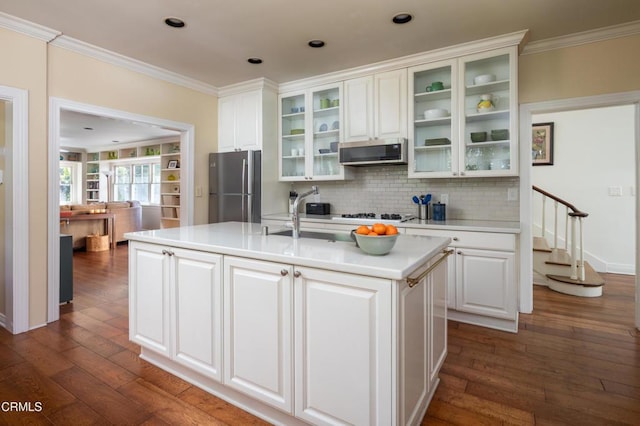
0 27 218 328
0 28 48 328
519 34 640 103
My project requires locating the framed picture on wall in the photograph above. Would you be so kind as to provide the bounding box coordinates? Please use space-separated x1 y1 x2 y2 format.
532 122 554 166
167 160 179 169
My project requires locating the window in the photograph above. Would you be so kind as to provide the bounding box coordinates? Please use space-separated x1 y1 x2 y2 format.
112 161 160 204
59 161 82 205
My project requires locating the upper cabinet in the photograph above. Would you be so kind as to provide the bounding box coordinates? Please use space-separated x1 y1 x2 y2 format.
218 83 277 153
343 69 407 142
278 83 351 181
408 46 518 178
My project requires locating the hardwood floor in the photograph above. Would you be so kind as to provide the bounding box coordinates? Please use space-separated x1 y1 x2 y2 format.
0 244 638 425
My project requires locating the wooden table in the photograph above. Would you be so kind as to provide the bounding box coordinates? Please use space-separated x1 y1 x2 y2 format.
60 212 116 249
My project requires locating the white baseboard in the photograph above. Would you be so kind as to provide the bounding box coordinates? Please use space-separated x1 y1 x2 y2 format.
605 263 636 275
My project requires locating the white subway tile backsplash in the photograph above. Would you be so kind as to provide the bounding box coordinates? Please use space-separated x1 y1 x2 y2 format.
293 165 519 221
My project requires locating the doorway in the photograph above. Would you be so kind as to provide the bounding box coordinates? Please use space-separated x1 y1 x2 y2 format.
519 90 640 329
47 98 195 323
0 85 29 334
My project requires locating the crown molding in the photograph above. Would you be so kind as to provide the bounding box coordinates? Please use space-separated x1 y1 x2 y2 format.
51 36 218 95
218 77 279 97
522 20 640 55
278 30 529 93
0 12 60 41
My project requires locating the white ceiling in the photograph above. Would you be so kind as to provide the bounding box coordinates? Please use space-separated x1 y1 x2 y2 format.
3 0 640 148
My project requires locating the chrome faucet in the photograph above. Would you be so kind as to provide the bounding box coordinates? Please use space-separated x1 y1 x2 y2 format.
291 185 319 239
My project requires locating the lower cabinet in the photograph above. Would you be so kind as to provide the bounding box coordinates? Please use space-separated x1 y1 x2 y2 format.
294 267 392 425
223 256 294 413
405 228 518 331
129 242 223 380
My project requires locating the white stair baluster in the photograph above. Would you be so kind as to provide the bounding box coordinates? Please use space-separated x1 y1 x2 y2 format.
553 201 559 250
570 215 578 280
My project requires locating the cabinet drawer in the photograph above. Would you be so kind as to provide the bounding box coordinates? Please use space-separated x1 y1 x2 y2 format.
405 228 515 251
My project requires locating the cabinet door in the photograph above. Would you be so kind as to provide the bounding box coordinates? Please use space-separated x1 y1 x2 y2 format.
236 91 261 151
223 256 293 413
343 76 374 142
279 91 307 180
374 69 407 139
456 248 516 319
458 47 517 177
309 83 343 180
218 96 237 153
408 59 458 178
172 249 223 381
129 242 171 356
294 267 392 425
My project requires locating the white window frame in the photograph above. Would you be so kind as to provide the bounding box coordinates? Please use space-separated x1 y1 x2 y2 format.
111 159 161 205
59 160 82 205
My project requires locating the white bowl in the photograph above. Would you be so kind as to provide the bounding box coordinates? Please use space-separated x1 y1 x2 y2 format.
353 233 398 256
424 108 448 120
474 74 496 85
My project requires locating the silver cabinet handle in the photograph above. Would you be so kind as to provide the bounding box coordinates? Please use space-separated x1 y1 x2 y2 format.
294 271 301 278
162 249 174 256
280 269 289 276
457 251 462 255
452 237 459 241
460 172 466 176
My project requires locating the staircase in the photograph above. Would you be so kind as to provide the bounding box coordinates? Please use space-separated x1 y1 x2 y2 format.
532 186 605 297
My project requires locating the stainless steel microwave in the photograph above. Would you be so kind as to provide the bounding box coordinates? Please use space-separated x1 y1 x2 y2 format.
338 138 407 166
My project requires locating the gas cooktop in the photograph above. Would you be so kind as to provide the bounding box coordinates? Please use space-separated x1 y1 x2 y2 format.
331 213 415 224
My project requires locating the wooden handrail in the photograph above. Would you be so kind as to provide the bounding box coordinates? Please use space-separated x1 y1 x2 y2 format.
532 185 588 217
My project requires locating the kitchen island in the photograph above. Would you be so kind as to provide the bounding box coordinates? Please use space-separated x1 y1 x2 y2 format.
126 222 450 425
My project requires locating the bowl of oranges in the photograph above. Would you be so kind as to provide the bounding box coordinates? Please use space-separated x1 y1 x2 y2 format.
351 223 399 255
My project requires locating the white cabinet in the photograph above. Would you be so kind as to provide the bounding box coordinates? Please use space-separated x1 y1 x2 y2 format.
456 248 516 320
344 69 407 142
218 86 277 153
294 266 392 425
404 228 518 332
223 256 294 413
278 84 350 181
408 47 518 178
129 242 223 380
397 253 447 425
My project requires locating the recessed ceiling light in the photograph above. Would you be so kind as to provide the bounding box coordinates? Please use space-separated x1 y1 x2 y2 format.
164 17 185 28
392 13 413 24
308 40 325 48
247 58 263 64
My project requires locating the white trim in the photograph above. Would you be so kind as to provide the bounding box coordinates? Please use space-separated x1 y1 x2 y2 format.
0 11 60 41
520 90 640 317
218 78 279 97
48 98 195 323
0 85 29 334
522 20 640 55
50 36 218 96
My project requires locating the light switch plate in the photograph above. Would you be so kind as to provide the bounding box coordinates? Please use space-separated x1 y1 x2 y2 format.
508 187 518 201
440 194 449 205
608 186 623 196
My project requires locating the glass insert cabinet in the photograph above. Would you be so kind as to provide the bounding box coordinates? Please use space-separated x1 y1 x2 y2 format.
408 47 518 178
279 83 347 181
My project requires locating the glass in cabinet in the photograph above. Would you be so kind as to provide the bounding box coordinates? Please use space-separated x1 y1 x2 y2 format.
409 60 457 177
460 48 516 175
279 84 346 181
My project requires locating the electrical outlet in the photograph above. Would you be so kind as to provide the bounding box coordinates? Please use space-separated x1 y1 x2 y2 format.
508 187 518 201
608 186 623 197
440 194 449 205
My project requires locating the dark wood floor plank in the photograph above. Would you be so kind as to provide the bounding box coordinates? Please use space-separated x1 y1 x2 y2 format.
45 400 111 426
51 366 151 425
62 345 137 389
3 336 75 377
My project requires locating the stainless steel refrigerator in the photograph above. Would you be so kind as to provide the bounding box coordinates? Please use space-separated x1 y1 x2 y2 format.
208 150 261 223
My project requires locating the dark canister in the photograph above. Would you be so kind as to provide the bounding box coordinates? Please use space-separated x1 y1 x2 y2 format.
432 203 446 221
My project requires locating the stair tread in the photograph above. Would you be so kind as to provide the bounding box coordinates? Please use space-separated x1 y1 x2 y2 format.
545 249 571 266
546 262 605 287
533 236 552 252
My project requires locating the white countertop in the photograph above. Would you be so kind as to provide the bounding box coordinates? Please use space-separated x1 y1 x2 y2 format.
126 222 450 280
262 213 521 234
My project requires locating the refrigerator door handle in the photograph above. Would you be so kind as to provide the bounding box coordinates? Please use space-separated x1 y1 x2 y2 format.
241 158 247 220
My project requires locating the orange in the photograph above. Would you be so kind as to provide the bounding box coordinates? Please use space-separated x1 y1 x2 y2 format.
356 225 371 235
368 231 378 236
371 223 387 235
385 225 398 235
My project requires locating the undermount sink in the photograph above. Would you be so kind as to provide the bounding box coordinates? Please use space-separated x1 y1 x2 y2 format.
270 229 353 242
